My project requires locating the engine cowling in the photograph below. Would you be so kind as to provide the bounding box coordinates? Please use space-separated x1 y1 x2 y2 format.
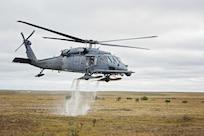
61 48 88 56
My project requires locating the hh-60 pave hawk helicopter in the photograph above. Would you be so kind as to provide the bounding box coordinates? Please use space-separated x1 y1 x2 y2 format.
13 21 157 82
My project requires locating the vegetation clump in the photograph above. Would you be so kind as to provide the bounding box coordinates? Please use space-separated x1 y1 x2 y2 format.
126 97 132 100
67 122 83 136
135 98 139 102
140 96 148 101
95 96 105 100
182 100 188 103
65 95 72 100
95 96 100 100
92 119 96 127
165 99 171 103
116 96 122 102
181 115 192 122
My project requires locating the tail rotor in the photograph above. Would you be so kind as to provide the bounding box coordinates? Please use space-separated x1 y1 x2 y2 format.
15 30 35 52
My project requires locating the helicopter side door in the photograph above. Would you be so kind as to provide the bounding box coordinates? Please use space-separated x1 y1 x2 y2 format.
63 56 86 72
86 56 98 68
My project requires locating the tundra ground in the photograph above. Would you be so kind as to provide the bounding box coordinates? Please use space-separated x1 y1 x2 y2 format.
0 91 203 136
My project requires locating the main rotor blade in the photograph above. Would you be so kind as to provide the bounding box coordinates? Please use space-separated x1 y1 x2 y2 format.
17 20 85 43
43 37 76 42
98 42 150 50
99 36 157 43
43 37 149 50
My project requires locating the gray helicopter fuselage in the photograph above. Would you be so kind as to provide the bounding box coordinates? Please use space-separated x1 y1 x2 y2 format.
32 47 128 74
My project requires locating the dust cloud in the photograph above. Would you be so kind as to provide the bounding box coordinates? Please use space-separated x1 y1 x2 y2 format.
62 79 99 116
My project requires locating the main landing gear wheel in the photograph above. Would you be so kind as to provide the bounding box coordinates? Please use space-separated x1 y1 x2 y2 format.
104 75 110 82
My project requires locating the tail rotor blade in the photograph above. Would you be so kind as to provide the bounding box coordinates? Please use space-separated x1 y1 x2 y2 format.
21 32 25 41
15 31 34 52
26 30 35 40
15 43 24 52
15 32 25 52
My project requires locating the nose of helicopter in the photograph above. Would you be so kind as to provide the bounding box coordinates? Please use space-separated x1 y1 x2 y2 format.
113 62 128 71
106 55 128 71
120 63 128 71
108 62 127 71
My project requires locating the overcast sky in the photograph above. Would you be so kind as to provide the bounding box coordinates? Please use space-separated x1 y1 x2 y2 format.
0 0 204 92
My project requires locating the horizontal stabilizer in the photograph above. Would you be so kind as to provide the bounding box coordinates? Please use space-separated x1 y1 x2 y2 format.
12 57 31 64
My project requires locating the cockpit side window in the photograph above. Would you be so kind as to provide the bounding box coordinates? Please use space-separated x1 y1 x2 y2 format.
99 55 121 64
107 57 113 63
107 56 120 64
112 57 119 63
115 56 121 63
110 57 115 63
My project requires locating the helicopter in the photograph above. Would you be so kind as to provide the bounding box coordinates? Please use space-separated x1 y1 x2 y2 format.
13 20 157 82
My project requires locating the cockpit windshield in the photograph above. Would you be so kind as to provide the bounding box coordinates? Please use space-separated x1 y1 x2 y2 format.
106 55 121 64
114 56 121 63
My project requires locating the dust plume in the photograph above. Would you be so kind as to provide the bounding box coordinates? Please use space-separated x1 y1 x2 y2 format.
63 79 99 116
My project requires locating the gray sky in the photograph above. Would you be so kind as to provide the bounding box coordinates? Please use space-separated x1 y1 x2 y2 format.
0 0 204 92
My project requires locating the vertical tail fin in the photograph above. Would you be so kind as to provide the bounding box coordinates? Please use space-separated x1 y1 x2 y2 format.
15 31 37 61
25 40 37 61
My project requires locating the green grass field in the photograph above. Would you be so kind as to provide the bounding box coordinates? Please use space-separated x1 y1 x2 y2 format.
0 91 203 136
